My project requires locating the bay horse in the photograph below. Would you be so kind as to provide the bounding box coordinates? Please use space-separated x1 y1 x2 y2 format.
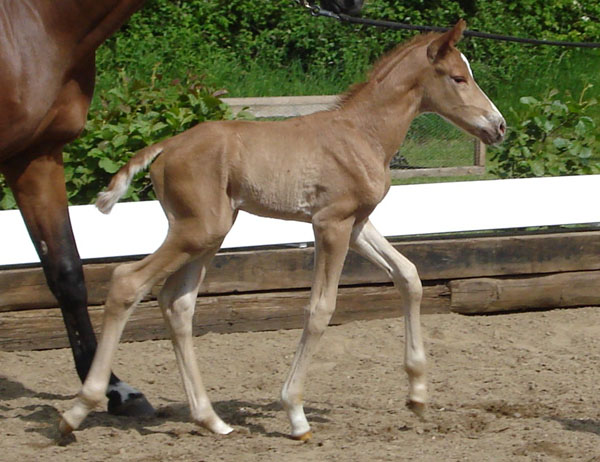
60 20 505 440
0 0 364 417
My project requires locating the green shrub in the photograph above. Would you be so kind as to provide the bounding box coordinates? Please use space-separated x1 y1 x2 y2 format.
62 70 238 205
490 85 599 178
97 0 599 91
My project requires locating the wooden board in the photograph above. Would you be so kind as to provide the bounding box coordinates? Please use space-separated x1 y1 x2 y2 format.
0 284 450 351
2 231 600 312
391 166 486 179
221 95 339 118
450 270 600 314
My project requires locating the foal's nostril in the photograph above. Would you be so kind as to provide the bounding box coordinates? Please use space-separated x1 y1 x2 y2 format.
498 120 506 136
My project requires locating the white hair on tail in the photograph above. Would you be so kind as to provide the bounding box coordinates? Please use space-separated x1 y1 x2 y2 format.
96 145 164 214
96 175 129 214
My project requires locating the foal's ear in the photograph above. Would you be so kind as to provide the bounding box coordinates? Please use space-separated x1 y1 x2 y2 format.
427 19 467 64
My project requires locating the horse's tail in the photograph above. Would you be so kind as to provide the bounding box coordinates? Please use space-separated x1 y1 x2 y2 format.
96 144 164 214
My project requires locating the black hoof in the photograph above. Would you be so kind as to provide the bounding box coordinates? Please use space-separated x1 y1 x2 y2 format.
107 391 155 417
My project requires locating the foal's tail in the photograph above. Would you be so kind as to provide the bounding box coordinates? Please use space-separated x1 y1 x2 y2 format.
96 144 164 214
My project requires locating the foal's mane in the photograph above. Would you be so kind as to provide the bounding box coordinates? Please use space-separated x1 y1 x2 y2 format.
337 31 439 107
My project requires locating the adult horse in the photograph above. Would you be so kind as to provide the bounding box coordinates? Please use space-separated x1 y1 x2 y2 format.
0 0 364 417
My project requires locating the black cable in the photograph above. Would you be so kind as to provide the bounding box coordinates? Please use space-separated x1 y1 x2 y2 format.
311 7 600 49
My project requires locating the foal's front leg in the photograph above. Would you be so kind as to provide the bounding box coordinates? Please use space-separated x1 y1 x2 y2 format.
350 219 427 415
281 217 353 440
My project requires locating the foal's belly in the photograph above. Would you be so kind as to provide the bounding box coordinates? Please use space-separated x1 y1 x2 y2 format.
233 177 318 223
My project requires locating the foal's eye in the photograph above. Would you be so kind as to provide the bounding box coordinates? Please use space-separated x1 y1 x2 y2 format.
451 76 467 84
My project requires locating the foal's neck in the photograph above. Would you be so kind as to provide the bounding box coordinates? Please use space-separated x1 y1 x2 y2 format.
337 49 425 166
339 80 422 166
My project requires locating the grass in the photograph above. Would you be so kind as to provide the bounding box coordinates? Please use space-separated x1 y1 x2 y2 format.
94 36 599 110
483 47 600 122
399 114 475 168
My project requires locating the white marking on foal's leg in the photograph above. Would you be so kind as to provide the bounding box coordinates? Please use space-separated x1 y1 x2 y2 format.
350 220 427 415
280 329 314 439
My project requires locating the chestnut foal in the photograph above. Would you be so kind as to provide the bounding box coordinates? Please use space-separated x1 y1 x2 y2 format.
61 20 505 440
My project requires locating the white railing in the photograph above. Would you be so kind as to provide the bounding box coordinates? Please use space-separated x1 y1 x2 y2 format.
2 175 599 266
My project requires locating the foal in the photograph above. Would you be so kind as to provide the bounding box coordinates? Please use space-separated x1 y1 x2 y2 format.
61 20 505 440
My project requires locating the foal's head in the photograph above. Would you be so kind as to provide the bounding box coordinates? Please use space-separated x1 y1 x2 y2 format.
418 20 506 145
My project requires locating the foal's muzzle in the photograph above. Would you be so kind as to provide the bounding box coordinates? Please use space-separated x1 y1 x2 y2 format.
480 114 506 145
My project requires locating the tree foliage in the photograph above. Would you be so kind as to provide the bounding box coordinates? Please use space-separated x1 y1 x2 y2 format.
99 0 599 85
491 86 599 178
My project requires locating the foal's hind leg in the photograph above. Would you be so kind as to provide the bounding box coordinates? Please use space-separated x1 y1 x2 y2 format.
281 217 353 440
350 220 426 416
60 236 196 434
159 248 233 435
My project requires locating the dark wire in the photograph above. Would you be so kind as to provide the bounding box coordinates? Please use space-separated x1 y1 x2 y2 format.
311 8 600 49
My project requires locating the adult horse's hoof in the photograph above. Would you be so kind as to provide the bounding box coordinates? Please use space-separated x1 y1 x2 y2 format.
107 391 155 417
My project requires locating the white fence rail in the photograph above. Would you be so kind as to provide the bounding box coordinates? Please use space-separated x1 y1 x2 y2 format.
2 175 599 266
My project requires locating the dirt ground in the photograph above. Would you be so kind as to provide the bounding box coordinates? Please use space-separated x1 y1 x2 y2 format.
2 306 600 461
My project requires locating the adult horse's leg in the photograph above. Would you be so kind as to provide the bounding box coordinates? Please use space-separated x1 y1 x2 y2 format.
0 149 153 416
350 219 427 416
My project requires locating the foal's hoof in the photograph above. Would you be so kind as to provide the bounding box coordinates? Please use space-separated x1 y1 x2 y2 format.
406 400 427 420
58 417 74 436
57 419 76 446
107 392 155 417
291 430 313 442
199 417 235 436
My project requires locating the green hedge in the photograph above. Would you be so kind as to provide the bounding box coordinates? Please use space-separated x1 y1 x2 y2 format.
491 85 599 178
96 0 600 90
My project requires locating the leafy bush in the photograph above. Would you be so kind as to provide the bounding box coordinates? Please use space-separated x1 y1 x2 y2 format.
97 0 599 91
63 70 237 205
490 85 599 178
